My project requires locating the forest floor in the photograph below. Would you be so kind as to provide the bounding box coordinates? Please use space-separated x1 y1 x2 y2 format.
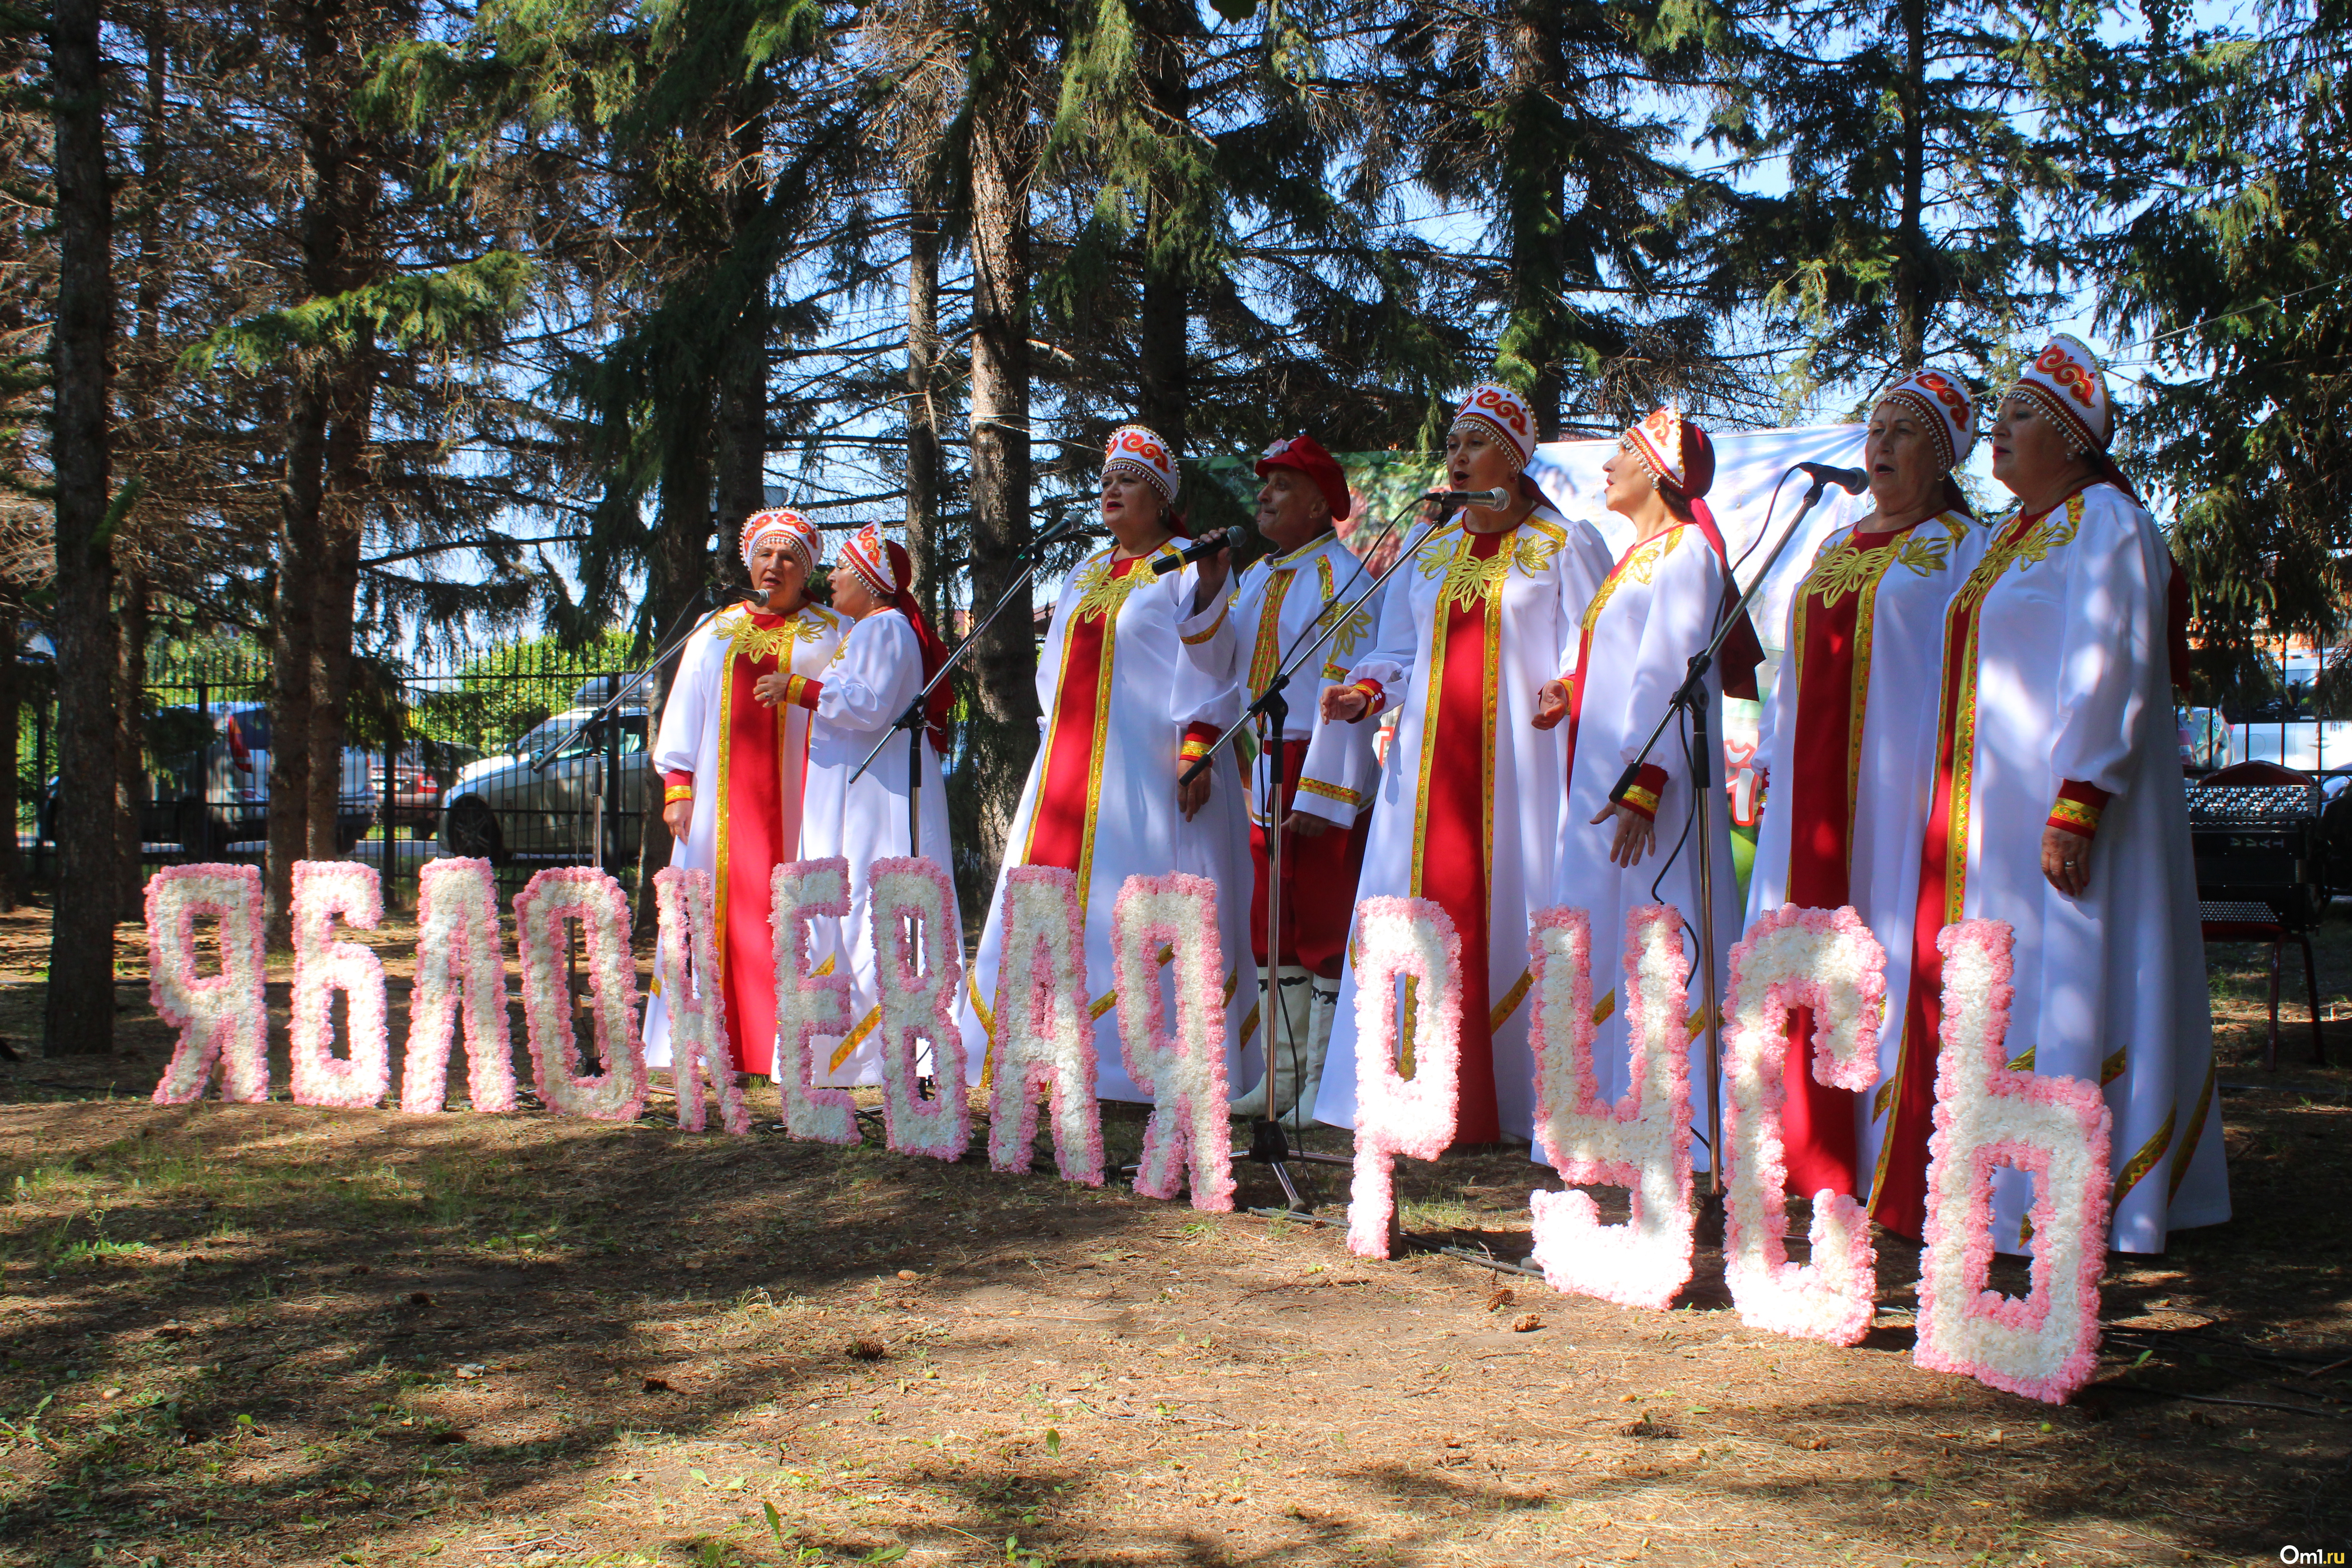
0 902 2344 1568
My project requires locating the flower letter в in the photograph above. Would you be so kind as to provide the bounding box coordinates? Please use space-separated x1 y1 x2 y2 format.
1719 904 1885 1346
1111 872 1234 1210
288 860 391 1109
772 859 858 1144
146 864 270 1105
653 866 749 1136
1344 896 1462 1259
514 867 646 1122
1914 920 2112 1406
402 857 517 1114
868 856 971 1161
1525 904 1696 1309
985 866 1103 1184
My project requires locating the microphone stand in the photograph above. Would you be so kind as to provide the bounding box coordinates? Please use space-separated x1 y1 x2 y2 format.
1602 467 1845 1202
1178 497 1459 1206
530 583 748 773
846 519 1093 857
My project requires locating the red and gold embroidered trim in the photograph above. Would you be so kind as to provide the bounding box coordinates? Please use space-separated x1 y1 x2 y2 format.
1618 763 1668 821
1181 595 1231 646
1296 776 1363 808
663 784 694 804
1349 678 1386 717
1180 721 1220 763
784 673 824 711
2048 779 2109 838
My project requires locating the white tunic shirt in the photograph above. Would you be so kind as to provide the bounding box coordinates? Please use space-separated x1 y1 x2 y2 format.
1550 521 1744 1161
1310 505 1614 1143
960 544 1253 1102
798 608 975 1087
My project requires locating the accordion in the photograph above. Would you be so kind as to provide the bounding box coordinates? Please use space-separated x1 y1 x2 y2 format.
2188 782 2326 930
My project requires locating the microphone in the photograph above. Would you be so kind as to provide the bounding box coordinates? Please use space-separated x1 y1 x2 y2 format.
1423 487 1514 510
1150 524 1249 576
1796 462 1869 495
711 582 771 607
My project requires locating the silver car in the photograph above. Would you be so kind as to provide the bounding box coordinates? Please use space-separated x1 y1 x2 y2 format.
437 706 652 867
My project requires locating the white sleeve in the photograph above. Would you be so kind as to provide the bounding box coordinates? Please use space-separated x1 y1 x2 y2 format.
2047 488 2162 798
1169 567 1241 730
1176 571 1243 688
1613 536 1721 779
1553 524 1615 682
1294 573 1383 826
1347 522 1444 701
813 615 922 735
652 623 720 778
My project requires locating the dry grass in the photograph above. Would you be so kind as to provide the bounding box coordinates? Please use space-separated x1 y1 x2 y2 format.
0 903 2341 1567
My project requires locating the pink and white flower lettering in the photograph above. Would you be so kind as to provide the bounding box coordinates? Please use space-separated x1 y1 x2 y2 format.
1344 896 1462 1259
146 864 270 1105
1914 920 2112 1405
1719 904 1886 1346
288 860 391 1109
401 857 517 1114
513 867 646 1122
1525 904 1695 1309
772 859 858 1144
653 866 749 1136
985 866 1103 1185
868 857 971 1161
1111 873 1234 1210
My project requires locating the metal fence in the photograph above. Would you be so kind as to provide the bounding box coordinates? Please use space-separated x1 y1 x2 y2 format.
22 640 656 908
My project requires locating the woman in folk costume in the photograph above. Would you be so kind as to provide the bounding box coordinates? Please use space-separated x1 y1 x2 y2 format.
788 521 975 1085
1875 335 2227 1255
1175 433 1383 1119
644 508 848 1078
959 426 1254 1102
1544 407 1759 1133
1311 384 1614 1146
1744 371 1986 1200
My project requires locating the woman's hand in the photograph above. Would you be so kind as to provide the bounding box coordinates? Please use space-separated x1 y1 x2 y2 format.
1178 759 1212 821
1593 802 1656 868
2042 825 2091 897
1279 810 1331 838
1320 684 1370 724
662 798 693 840
1531 679 1571 731
752 670 791 707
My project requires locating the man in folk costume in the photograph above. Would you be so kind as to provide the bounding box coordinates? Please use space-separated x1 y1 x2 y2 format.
1176 434 1383 1118
958 425 1254 1102
793 522 976 1086
644 509 847 1079
1544 407 1759 1126
1311 384 1614 1146
1876 336 2227 1254
1745 370 1987 1199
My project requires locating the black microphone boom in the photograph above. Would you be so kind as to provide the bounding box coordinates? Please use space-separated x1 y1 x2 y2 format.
1796 461 1869 495
1150 524 1249 575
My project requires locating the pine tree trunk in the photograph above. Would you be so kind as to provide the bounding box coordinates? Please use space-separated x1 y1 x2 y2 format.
267 379 325 942
964 11 1041 889
633 414 716 931
904 198 941 622
0 630 23 913
115 572 150 916
1501 0 1568 437
307 396 367 861
43 0 120 1056
1137 0 1189 451
1893 0 1929 368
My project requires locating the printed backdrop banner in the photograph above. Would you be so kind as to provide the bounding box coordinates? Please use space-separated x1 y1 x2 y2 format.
1528 424 1871 670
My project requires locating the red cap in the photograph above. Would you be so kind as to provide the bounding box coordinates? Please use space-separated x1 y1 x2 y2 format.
1253 433 1352 521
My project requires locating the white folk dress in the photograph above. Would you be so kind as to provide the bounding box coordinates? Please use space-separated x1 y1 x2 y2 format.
1310 505 1615 1144
1876 482 2228 1255
798 608 975 1087
644 601 848 1076
1550 521 1745 1167
960 544 1253 1102
1744 510 1984 1198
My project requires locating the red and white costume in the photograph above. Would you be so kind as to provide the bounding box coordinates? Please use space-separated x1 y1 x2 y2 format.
960 427 1254 1102
1875 336 2228 1254
795 523 975 1085
1312 386 1615 1145
645 510 847 1077
1548 408 1757 1149
1746 370 1987 1199
1176 434 1383 1115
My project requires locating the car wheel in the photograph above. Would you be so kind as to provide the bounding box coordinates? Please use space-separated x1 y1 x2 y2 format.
445 797 503 862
